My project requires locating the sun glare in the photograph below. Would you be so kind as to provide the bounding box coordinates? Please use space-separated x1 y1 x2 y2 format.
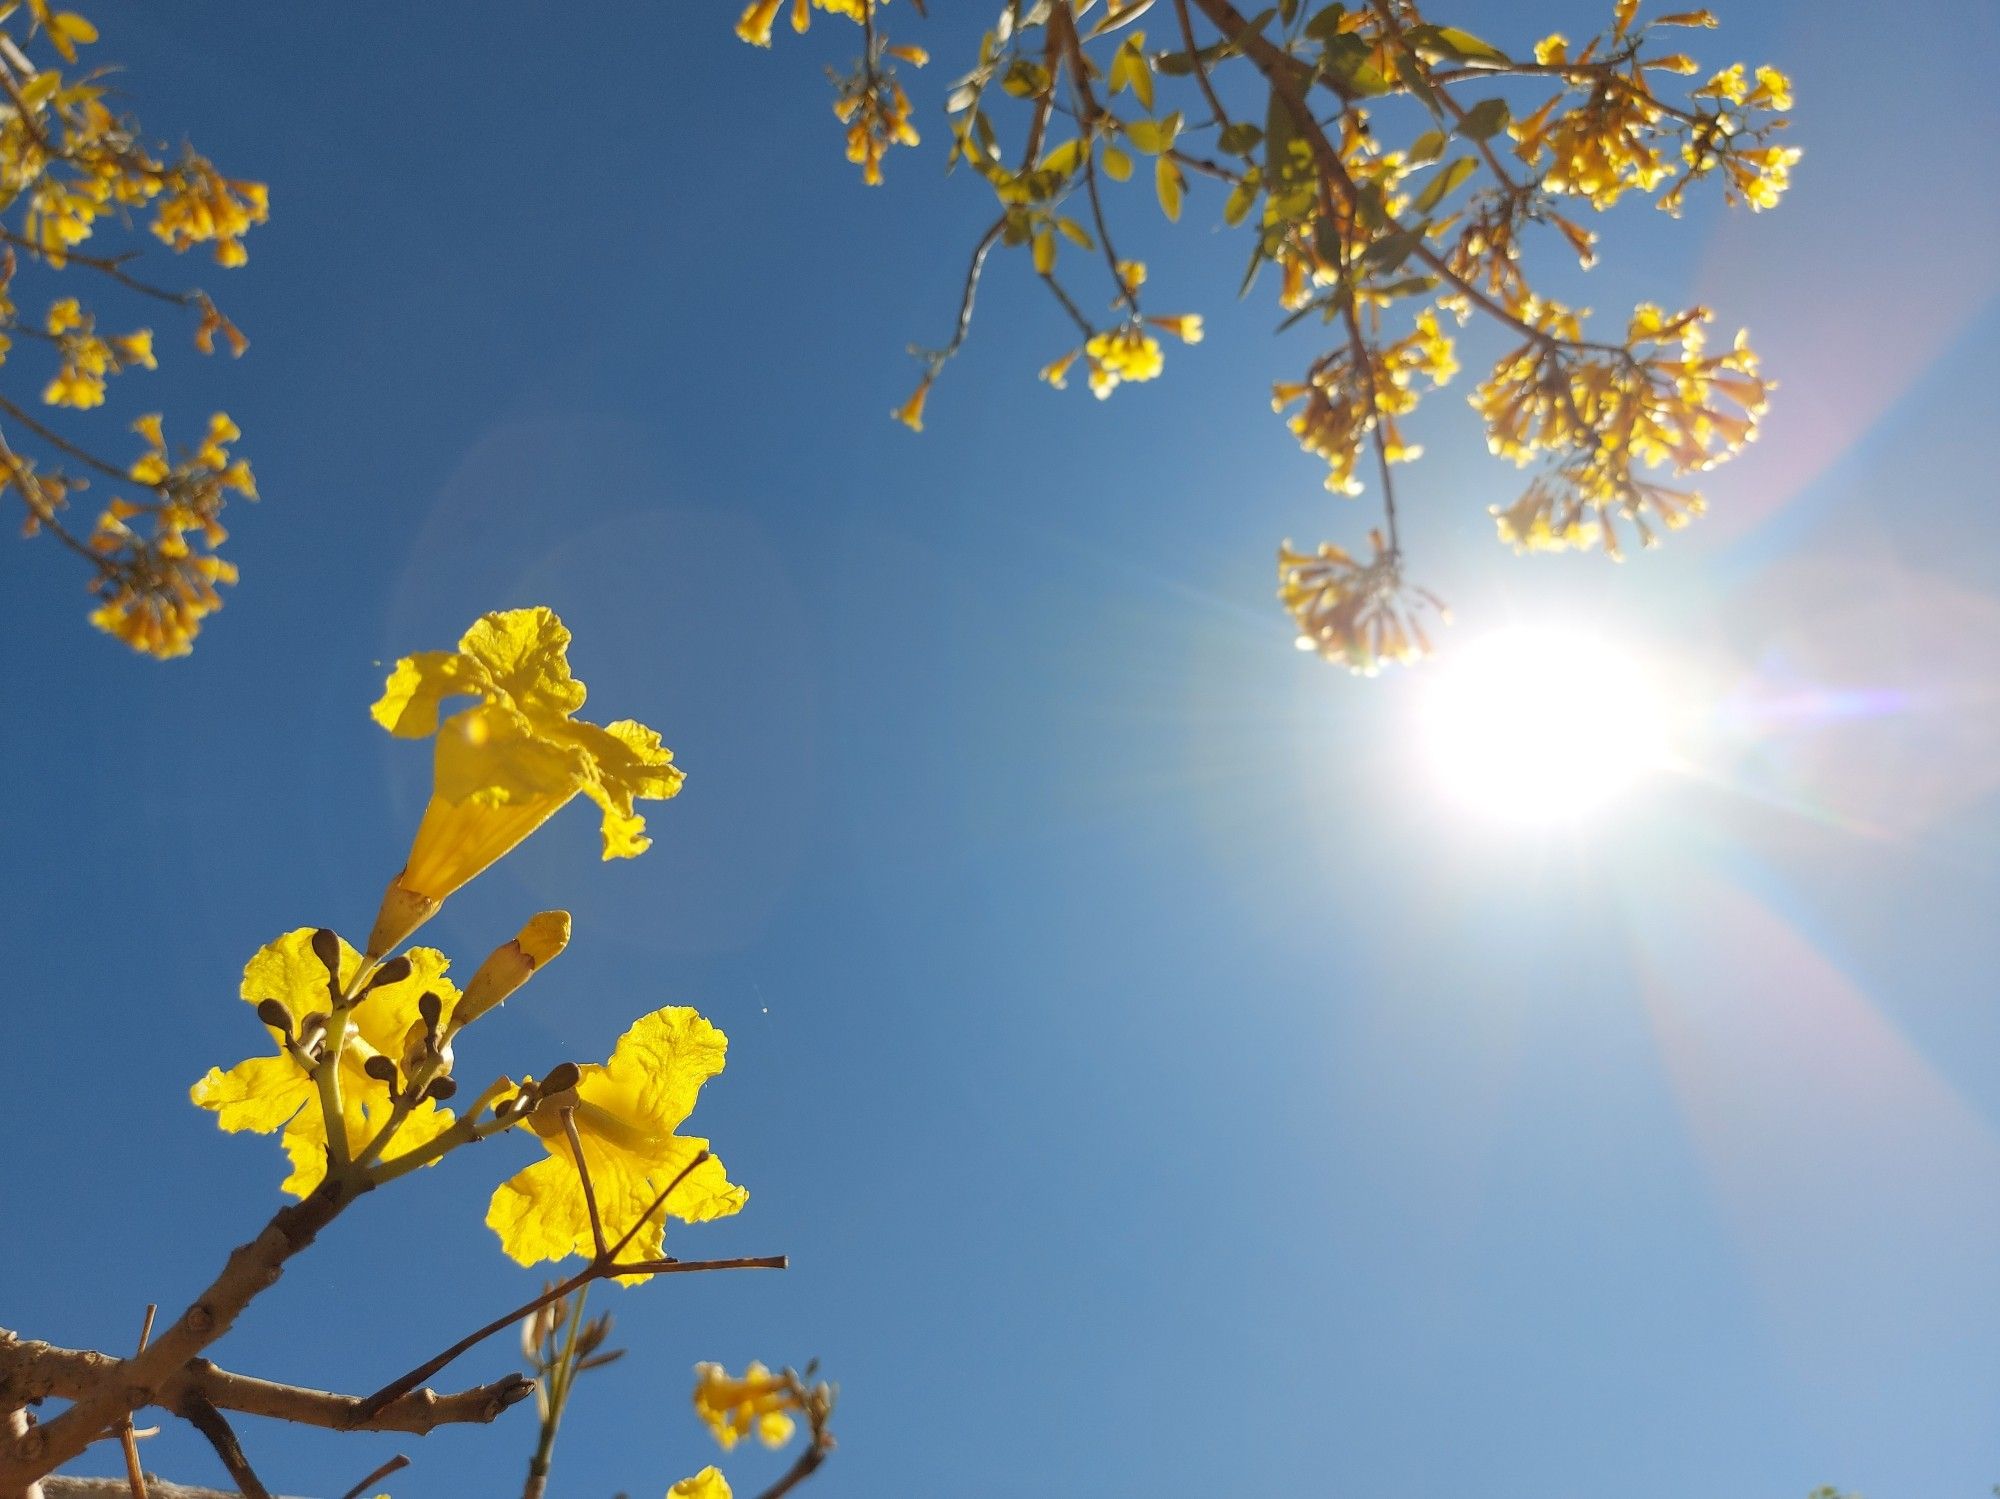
1420 626 1671 823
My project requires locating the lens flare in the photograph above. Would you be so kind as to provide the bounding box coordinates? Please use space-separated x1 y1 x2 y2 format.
1420 627 1669 823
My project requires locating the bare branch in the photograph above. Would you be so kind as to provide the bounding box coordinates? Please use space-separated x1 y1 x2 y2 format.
0 1333 533 1439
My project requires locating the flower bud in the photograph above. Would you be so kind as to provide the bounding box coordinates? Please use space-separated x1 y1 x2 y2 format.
367 873 440 959
451 912 571 1031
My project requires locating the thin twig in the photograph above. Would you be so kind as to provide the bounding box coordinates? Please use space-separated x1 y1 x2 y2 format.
0 393 148 488
115 1309 155 1499
335 1453 407 1499
751 1434 835 1499
355 1151 785 1421
174 1396 269 1499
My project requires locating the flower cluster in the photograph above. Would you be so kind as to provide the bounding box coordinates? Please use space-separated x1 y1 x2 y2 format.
1277 531 1447 675
0 2 262 656
1477 302 1768 557
736 0 925 185
1273 311 1458 495
675 1359 837 1497
728 0 1798 673
77 413 254 658
191 610 743 1287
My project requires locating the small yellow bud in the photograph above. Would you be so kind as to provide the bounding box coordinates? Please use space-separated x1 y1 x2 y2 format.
452 911 572 1030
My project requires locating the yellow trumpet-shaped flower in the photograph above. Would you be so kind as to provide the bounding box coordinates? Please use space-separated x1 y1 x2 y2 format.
367 607 684 954
669 1469 732 1499
190 929 460 1196
486 1007 747 1278
693 1362 799 1451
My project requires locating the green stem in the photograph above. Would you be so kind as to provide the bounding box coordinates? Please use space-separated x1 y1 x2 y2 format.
521 1287 588 1499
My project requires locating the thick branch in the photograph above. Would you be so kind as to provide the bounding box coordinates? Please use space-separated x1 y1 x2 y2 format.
0 1178 362 1486
45 1481 310 1499
0 1335 532 1438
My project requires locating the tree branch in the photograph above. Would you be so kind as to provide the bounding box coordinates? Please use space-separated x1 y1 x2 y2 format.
173 1397 268 1499
45 1480 310 1499
0 1334 533 1439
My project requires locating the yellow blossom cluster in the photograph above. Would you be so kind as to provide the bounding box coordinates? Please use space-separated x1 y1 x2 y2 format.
1273 311 1457 495
729 0 1796 673
40 296 153 407
736 0 926 185
693 1362 802 1450
1277 530 1447 675
0 2 262 656
1040 314 1201 400
1478 302 1768 557
68 412 253 657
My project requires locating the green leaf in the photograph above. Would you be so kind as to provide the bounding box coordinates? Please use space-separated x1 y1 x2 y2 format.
1002 59 1052 98
1456 97 1511 140
1322 34 1394 96
1033 227 1057 275
1411 155 1478 213
1101 144 1135 181
1410 24 1510 67
1408 130 1447 164
1126 113 1182 154
1302 3 1347 42
1055 216 1095 248
1040 138 1087 177
1217 122 1264 156
1223 178 1259 226
1360 227 1422 274
1238 240 1269 299
1371 274 1441 301
1156 153 1185 221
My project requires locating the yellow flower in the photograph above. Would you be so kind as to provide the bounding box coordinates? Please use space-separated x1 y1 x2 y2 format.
669 1469 732 1499
734 0 782 45
893 375 931 432
1086 325 1164 382
112 329 156 369
485 1007 747 1277
190 929 460 1196
1146 313 1203 344
366 607 684 954
693 1363 799 1451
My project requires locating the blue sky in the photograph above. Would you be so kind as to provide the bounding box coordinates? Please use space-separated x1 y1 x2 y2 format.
4 2 1999 1496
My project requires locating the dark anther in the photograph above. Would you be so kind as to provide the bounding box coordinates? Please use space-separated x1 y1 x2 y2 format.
424 1076 458 1103
254 999 293 1038
539 1061 581 1097
310 927 342 984
417 991 442 1032
366 955 413 991
363 1055 399 1085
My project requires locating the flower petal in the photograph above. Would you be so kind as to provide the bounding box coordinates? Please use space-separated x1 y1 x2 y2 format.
670 1467 732 1499
457 607 588 719
190 1054 311 1134
600 1007 729 1135
239 927 360 1025
565 718 685 860
370 650 491 738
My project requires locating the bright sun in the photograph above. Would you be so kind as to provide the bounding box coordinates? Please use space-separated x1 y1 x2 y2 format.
1419 626 1671 823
